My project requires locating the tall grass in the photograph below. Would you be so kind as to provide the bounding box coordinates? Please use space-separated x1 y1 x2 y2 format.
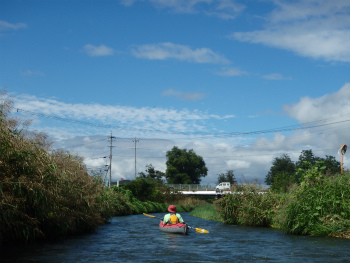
213 160 350 238
190 204 221 221
0 90 125 244
276 171 350 236
216 183 280 227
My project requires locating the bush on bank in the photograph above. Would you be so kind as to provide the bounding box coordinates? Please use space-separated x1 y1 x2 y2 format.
0 91 152 245
216 183 279 227
277 170 350 236
0 111 121 244
215 165 350 237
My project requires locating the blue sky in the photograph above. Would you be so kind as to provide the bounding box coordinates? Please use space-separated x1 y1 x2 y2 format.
1 0 349 184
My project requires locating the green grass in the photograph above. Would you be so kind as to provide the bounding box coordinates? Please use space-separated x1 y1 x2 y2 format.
190 204 222 221
276 171 350 236
213 167 350 238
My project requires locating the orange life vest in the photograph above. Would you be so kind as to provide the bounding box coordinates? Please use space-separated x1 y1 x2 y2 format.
170 213 179 224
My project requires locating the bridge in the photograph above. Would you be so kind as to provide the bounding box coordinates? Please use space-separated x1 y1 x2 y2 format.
166 184 229 197
166 184 216 191
166 184 267 197
178 190 223 196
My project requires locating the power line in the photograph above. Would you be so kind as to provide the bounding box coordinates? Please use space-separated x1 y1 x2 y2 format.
57 138 107 149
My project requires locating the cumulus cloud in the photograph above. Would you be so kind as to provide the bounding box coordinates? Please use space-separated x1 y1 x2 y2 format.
121 0 245 20
283 83 350 122
83 44 114 57
131 42 230 64
230 0 350 62
0 20 27 31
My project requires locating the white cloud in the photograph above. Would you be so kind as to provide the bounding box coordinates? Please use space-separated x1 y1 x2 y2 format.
12 84 350 184
216 67 248 76
83 44 114 57
0 20 27 31
226 159 250 169
131 42 230 64
162 89 206 101
283 83 350 123
121 0 245 20
13 93 231 136
230 0 350 62
262 73 291 80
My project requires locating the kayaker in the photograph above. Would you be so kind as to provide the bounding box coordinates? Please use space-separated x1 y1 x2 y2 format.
163 205 185 225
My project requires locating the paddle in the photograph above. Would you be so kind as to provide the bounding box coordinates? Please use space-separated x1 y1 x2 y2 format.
143 213 209 234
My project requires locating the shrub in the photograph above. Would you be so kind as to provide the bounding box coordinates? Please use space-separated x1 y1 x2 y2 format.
0 90 128 244
277 170 350 236
216 183 279 227
123 177 165 203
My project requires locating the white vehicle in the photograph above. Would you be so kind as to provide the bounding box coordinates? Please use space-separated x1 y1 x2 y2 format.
216 182 231 192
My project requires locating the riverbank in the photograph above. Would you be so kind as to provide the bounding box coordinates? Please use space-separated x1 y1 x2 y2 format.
190 173 350 240
0 93 200 246
191 204 350 240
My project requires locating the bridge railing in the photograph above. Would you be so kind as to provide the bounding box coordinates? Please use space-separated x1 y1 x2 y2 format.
165 184 216 191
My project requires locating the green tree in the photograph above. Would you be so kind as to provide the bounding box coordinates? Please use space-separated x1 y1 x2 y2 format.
123 177 164 202
265 154 296 185
165 146 208 184
138 164 165 184
296 149 317 169
266 150 341 189
323 155 341 174
296 150 341 177
270 171 295 193
217 170 237 185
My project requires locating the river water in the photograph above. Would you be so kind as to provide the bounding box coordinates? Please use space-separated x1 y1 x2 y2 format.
1 213 350 262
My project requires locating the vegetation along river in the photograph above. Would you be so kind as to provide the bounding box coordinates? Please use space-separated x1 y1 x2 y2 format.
1 213 350 263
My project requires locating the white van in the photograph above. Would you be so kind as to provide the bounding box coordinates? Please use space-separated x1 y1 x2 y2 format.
216 182 231 192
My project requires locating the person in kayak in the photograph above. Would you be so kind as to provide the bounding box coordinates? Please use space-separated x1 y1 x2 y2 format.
163 205 185 225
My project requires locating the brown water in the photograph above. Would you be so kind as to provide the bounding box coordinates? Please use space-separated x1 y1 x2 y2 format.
1 213 350 262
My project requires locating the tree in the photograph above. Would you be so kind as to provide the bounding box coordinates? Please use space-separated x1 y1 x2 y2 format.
323 155 341 175
296 149 317 169
266 150 342 189
270 171 295 193
296 149 341 177
265 154 295 185
165 146 208 184
217 170 237 185
123 177 164 202
138 164 165 184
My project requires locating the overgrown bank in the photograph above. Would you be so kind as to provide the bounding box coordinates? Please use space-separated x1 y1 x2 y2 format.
212 169 350 238
0 91 200 245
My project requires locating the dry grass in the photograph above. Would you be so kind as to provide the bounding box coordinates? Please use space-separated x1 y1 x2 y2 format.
0 89 120 244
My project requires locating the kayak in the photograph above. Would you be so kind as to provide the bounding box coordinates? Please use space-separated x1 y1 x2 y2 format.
159 221 188 235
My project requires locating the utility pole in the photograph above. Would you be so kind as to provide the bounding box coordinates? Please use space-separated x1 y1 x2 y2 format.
108 133 116 187
132 137 139 179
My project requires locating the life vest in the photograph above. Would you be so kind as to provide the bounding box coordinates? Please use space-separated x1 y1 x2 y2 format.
170 213 179 224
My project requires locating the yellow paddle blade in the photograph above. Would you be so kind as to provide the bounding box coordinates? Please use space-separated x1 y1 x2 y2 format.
195 228 209 234
143 213 155 218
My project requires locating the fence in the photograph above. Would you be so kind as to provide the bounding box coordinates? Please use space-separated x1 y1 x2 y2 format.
165 184 216 191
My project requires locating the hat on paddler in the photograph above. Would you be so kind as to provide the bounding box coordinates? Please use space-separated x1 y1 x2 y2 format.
168 205 176 213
